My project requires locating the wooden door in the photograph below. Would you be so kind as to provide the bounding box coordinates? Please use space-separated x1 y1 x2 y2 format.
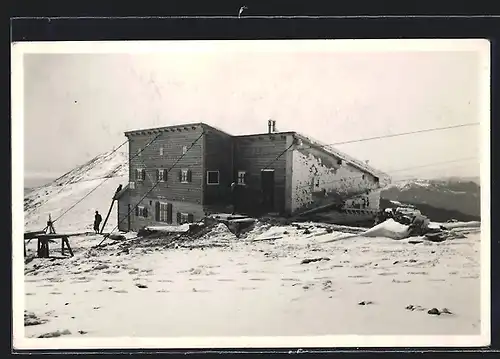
261 169 275 212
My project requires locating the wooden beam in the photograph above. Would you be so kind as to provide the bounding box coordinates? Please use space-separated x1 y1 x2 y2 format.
24 231 46 240
36 233 87 239
62 236 74 257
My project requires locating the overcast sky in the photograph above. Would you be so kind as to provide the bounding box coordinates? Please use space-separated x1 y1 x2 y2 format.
23 41 484 184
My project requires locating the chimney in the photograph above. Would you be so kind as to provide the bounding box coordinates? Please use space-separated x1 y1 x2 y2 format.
272 120 276 133
268 120 272 134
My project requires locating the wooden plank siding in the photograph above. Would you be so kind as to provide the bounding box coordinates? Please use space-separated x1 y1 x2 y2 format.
232 134 289 215
126 125 205 231
127 195 204 231
117 193 130 232
203 129 233 206
127 126 204 205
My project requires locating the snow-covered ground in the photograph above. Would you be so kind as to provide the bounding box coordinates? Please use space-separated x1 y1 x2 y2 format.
18 148 487 348
23 224 481 339
24 149 128 234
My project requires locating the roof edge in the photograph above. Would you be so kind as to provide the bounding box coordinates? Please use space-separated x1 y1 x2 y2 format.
234 131 296 138
124 122 205 136
294 132 390 180
124 122 233 137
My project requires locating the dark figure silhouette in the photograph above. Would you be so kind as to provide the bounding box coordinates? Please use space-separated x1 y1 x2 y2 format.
94 211 102 233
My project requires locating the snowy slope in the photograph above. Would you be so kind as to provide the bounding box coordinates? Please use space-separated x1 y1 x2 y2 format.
24 149 129 233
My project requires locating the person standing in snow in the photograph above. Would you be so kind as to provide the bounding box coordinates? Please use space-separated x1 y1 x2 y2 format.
94 211 102 234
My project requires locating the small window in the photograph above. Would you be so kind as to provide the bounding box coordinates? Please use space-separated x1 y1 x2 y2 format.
337 159 343 166
207 171 220 185
159 147 164 156
182 145 188 154
129 181 136 189
136 169 146 182
179 169 191 183
178 212 193 224
136 206 148 218
157 168 167 182
237 171 247 185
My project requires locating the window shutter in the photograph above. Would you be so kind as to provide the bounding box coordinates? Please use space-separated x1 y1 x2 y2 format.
135 206 139 216
155 202 160 221
144 207 148 218
244 172 249 184
163 169 168 182
178 169 182 182
167 203 173 224
187 169 192 183
176 212 181 224
187 213 194 223
156 169 159 182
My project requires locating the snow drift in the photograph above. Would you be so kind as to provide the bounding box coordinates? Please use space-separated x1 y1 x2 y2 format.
360 218 410 240
320 219 410 243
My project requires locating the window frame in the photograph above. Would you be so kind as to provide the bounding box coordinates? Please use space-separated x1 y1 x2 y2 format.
137 205 147 218
237 171 246 185
159 147 164 156
206 170 220 185
157 168 166 182
136 168 145 182
182 145 188 155
180 212 189 224
159 202 170 223
180 169 189 184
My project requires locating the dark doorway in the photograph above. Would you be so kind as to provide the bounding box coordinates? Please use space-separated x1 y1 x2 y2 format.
127 204 131 232
261 169 275 212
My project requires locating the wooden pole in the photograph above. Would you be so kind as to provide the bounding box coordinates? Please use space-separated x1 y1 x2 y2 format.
63 236 74 257
100 199 115 234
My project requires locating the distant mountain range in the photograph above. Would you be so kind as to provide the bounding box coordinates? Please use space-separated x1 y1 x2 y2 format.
380 177 481 222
